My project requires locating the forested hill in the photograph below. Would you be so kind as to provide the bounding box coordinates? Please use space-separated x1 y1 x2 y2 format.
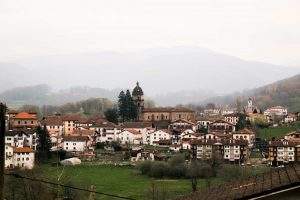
0 84 119 107
203 74 300 112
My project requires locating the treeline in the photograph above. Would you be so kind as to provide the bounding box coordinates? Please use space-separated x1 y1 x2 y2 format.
137 155 268 190
17 98 114 118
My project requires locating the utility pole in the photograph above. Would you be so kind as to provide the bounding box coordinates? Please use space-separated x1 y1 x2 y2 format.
0 103 7 200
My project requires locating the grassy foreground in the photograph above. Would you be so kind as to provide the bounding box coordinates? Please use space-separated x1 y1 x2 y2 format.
257 122 300 140
39 164 195 200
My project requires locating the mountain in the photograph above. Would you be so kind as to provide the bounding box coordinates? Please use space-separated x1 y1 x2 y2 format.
0 85 119 107
202 74 300 112
1 47 299 106
9 46 300 96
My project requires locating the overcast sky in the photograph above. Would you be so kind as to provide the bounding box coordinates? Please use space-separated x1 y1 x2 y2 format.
1 0 300 66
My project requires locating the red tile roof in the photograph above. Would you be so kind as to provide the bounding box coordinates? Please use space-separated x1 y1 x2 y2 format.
14 147 33 153
13 112 37 120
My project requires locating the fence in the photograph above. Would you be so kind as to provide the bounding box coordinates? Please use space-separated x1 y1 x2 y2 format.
3 172 135 200
176 164 300 200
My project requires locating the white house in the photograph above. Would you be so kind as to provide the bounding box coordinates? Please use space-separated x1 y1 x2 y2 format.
182 139 192 150
118 129 143 145
148 129 171 145
284 114 297 124
91 121 121 143
232 128 255 148
63 135 89 152
5 145 35 169
224 113 239 125
264 106 288 117
44 115 64 136
5 130 37 150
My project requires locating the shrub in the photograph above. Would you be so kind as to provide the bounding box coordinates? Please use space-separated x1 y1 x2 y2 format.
149 162 169 178
96 142 106 149
167 164 186 178
137 161 152 175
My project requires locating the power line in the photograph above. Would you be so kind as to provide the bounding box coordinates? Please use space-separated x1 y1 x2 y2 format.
5 172 135 200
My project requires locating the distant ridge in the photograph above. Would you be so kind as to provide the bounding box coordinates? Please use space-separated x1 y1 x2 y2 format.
202 74 300 112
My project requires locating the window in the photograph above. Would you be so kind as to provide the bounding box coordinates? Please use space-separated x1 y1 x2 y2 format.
26 157 29 161
66 147 68 150
73 147 76 150
18 121 21 124
66 143 68 145
73 143 76 145
31 121 34 124
17 158 20 161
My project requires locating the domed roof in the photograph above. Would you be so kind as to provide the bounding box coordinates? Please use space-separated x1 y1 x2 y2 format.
132 82 144 96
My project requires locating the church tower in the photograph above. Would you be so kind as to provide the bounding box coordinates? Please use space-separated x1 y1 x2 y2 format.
248 98 253 108
132 82 144 120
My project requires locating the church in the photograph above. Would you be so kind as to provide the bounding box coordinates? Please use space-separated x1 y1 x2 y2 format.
132 82 195 122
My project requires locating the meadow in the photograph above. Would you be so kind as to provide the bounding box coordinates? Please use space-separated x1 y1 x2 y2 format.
39 164 196 200
257 122 300 140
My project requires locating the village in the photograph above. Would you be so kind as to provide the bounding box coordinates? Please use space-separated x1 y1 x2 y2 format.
3 82 300 171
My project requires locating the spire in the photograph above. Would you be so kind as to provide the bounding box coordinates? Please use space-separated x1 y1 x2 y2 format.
132 81 143 96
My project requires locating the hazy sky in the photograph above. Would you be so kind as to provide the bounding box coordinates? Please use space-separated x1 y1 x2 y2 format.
1 0 300 66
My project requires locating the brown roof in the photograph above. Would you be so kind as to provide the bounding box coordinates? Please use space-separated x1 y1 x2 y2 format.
234 128 255 135
63 135 89 142
44 116 63 126
62 114 84 122
122 122 153 128
210 120 235 126
143 107 194 113
72 129 94 136
191 139 220 145
196 116 224 121
269 140 298 147
223 113 239 117
5 129 35 137
171 119 195 125
221 139 248 146
92 121 119 128
14 147 33 153
8 110 18 114
13 112 37 120
123 129 142 135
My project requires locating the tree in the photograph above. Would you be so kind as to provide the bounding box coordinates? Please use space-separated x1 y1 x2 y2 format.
118 91 126 122
104 108 119 124
205 103 215 109
236 113 247 131
125 90 138 121
36 125 52 163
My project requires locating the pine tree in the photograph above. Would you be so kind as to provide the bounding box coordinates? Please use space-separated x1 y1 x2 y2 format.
36 125 52 163
104 108 119 124
124 90 132 121
125 90 138 121
236 113 248 131
118 91 126 122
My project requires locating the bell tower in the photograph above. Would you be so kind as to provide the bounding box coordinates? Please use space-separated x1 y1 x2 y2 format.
132 82 144 120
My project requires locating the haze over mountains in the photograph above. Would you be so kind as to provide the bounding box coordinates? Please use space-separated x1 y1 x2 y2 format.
1 47 299 106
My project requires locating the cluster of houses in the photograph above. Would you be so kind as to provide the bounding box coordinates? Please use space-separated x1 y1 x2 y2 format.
2 83 300 169
4 111 38 169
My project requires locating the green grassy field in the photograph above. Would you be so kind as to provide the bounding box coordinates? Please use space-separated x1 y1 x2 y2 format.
39 164 197 200
257 122 300 140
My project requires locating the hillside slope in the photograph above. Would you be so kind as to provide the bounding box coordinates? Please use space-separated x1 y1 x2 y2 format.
203 74 300 112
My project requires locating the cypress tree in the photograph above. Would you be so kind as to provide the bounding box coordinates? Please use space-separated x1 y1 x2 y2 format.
125 90 138 121
36 125 52 163
118 91 126 122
